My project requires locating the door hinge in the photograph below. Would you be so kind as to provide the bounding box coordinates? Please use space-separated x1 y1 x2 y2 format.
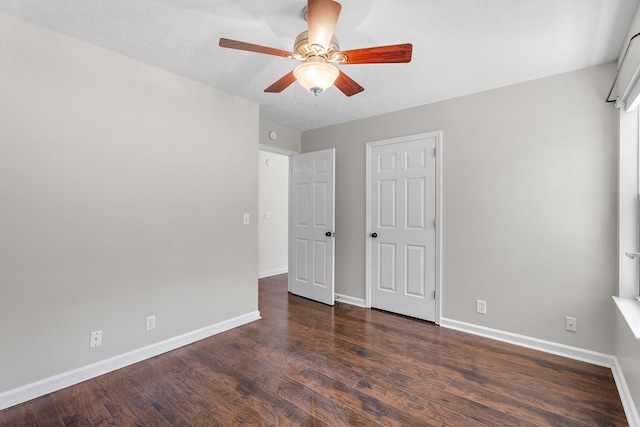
433 290 436 299
433 147 437 157
433 219 436 229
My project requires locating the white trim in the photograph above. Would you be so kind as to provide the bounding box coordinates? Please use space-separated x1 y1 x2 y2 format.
612 356 640 427
258 268 288 279
439 317 615 367
288 154 293 294
365 131 442 324
365 143 372 308
364 143 371 308
614 296 640 339
258 143 296 157
334 293 366 307
435 135 442 324
0 311 261 411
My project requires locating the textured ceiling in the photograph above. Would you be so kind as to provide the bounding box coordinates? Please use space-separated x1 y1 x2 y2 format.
0 0 638 130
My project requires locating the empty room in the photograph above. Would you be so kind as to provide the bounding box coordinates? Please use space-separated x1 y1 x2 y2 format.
1 0 640 425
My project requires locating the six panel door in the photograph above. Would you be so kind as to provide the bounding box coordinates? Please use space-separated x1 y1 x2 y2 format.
369 136 437 321
289 149 336 306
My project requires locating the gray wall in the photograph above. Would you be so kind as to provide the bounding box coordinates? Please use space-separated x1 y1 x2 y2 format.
302 63 617 353
259 119 301 153
0 14 259 392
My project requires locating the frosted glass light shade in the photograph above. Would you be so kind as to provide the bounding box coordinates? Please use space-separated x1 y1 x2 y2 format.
294 61 339 95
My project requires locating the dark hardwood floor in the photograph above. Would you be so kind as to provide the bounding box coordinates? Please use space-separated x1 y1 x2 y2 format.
0 274 627 426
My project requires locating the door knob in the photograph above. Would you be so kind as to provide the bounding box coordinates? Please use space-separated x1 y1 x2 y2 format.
325 231 333 237
370 233 377 238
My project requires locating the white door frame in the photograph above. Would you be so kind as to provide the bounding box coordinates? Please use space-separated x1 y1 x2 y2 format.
259 143 297 157
365 131 443 324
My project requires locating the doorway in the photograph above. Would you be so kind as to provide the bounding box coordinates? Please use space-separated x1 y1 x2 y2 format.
258 149 290 278
258 144 337 306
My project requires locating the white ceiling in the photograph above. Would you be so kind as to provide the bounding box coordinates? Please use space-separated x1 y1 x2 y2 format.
0 0 638 131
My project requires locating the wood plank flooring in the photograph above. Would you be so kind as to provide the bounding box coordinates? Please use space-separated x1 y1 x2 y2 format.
0 274 627 426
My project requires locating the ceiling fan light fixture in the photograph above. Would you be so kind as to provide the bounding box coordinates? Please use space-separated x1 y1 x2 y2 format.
220 0 411 97
294 59 339 95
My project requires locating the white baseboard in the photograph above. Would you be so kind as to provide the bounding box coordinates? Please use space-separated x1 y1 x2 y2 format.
258 268 288 279
440 317 615 367
335 293 366 307
440 317 640 426
612 356 640 427
0 311 261 411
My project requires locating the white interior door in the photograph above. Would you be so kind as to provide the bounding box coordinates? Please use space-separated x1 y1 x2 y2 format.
289 149 335 305
367 133 439 321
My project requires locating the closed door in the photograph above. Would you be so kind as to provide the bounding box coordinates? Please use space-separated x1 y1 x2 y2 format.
368 133 438 321
289 149 335 305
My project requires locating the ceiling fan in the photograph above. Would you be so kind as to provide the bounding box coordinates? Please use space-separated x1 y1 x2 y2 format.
219 0 412 97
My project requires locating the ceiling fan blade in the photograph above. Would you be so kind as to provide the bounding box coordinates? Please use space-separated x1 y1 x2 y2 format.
307 0 342 50
219 38 293 58
339 44 413 64
334 71 364 97
265 71 297 93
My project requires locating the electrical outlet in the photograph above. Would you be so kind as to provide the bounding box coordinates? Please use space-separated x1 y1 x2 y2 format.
476 300 487 315
146 315 156 331
565 316 577 332
90 330 102 348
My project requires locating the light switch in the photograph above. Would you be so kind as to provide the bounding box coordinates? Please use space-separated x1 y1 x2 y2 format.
243 213 250 225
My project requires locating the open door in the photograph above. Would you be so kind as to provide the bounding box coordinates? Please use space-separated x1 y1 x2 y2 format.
289 149 335 305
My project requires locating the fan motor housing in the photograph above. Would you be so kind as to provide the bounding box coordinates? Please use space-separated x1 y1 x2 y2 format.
293 31 345 63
